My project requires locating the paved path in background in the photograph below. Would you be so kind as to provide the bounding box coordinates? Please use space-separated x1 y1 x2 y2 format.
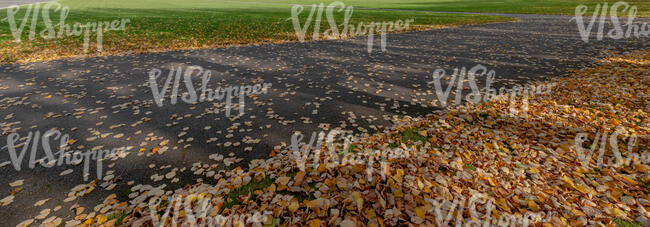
0 12 648 225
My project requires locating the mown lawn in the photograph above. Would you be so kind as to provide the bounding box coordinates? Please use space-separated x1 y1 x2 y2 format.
248 0 650 16
0 0 511 63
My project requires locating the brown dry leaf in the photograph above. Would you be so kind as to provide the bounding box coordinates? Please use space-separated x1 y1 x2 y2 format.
294 171 306 186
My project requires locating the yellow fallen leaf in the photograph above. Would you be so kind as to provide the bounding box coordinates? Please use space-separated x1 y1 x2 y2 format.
415 206 426 219
559 143 570 151
305 199 320 209
634 164 646 172
487 176 497 186
574 185 589 194
618 175 638 185
352 191 364 211
527 200 540 212
562 176 576 189
96 215 107 225
495 198 511 212
392 188 404 197
609 207 626 218
288 200 299 213
309 219 322 227
571 209 585 216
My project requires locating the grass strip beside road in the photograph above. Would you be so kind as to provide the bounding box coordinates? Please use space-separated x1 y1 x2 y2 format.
245 0 650 16
0 0 512 63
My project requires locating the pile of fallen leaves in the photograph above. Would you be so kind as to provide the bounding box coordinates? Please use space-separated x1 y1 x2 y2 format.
58 51 648 227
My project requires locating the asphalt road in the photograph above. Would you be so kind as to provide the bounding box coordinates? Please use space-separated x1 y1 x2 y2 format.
0 12 648 226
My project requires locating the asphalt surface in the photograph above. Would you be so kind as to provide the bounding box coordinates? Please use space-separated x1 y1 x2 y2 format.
0 12 648 226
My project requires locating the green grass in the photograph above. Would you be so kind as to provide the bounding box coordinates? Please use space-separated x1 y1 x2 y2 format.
281 188 317 203
614 218 643 227
106 211 129 226
120 188 132 199
224 172 316 209
398 128 429 144
0 0 510 63
246 0 650 16
339 143 358 155
638 179 650 194
387 128 429 149
223 176 273 209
